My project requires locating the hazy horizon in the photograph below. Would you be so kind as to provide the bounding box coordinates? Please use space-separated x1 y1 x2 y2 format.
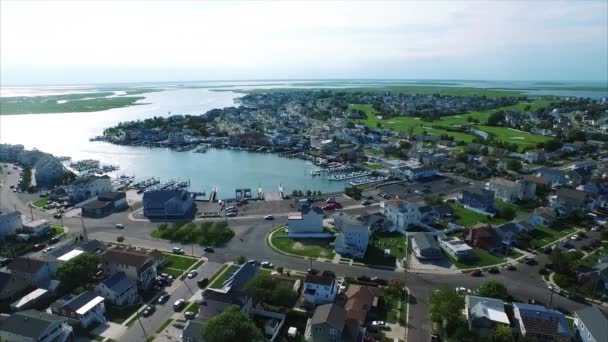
1 1 607 86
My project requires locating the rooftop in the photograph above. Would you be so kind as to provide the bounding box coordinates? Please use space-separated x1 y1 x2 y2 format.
7 257 48 274
0 310 66 340
574 306 608 341
311 304 346 330
57 249 84 262
305 270 336 286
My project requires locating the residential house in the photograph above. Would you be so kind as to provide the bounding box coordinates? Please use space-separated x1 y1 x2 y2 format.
537 167 568 188
81 192 128 218
411 232 442 259
577 262 608 295
433 204 455 220
0 211 22 239
0 271 32 303
34 156 65 186
494 221 534 247
383 200 421 232
50 290 106 328
464 224 500 252
305 303 362 342
182 262 259 342
21 219 51 238
438 236 473 260
288 207 324 236
333 213 369 259
344 285 383 324
523 175 551 192
529 207 558 227
6 257 57 288
0 310 73 342
304 270 338 305
573 306 608 342
68 175 112 203
94 272 138 306
11 288 50 312
102 246 164 290
552 188 599 214
459 188 495 215
142 190 194 219
512 303 573 342
468 166 494 179
488 178 536 203
465 296 510 336
524 149 546 164
390 165 437 181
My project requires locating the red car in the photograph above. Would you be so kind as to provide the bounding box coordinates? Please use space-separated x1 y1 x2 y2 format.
321 202 342 211
469 269 482 277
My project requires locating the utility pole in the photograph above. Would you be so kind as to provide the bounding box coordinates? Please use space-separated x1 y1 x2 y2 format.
80 210 88 240
136 308 148 339
29 203 33 221
549 288 555 308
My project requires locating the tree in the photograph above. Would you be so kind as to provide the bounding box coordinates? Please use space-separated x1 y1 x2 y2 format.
489 324 514 342
476 280 509 300
236 256 247 265
116 236 125 244
424 196 444 206
428 287 465 324
55 254 100 289
270 286 298 307
498 206 516 221
244 273 275 304
506 159 522 172
201 305 263 342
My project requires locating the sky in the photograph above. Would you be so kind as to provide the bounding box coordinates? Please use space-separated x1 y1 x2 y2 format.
1 0 607 85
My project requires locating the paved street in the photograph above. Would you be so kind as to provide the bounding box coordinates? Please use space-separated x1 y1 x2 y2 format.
0 165 602 342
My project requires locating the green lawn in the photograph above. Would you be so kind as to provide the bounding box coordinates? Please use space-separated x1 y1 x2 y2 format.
447 247 504 269
32 198 48 208
270 227 335 259
156 319 173 334
185 302 200 313
105 304 141 324
450 204 508 228
159 254 198 279
51 225 65 237
371 232 407 259
529 225 577 246
363 162 382 170
209 264 240 289
494 200 529 217
349 100 553 152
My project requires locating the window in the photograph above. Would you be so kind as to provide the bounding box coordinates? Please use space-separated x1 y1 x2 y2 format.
329 328 337 335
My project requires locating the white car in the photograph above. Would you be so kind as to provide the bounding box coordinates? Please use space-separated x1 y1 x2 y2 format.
115 223 125 229
187 270 198 279
591 226 600 232
42 247 55 253
548 285 561 294
260 261 274 268
570 235 580 240
455 287 471 294
263 215 274 220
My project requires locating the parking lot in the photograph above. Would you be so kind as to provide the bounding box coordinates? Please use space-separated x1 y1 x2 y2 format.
365 176 475 203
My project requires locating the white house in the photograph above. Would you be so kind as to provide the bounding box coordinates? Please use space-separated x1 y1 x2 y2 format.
390 165 437 181
303 270 338 305
102 246 164 290
95 272 139 306
287 207 324 236
50 290 106 328
438 236 474 260
22 219 51 238
333 213 369 259
488 178 536 203
0 211 22 239
68 175 112 203
383 200 421 232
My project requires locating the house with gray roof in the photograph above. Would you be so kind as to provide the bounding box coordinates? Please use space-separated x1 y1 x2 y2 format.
512 303 572 342
465 296 510 336
574 306 608 342
0 309 73 342
305 303 363 342
0 271 31 303
6 257 57 288
411 232 442 259
143 189 194 219
50 290 106 328
333 213 369 259
95 272 138 306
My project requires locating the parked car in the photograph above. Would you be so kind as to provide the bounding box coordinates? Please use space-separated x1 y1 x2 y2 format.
53 213 62 219
226 211 238 217
173 299 185 311
203 247 214 253
49 237 60 244
591 226 600 232
371 321 389 330
469 269 482 277
185 311 197 320
115 223 124 229
42 247 55 253
260 261 274 268
455 287 471 294
548 285 561 294
361 200 371 206
504 263 516 271
370 277 387 286
142 305 156 317
172 247 184 254
488 267 500 274
321 202 342 211
187 270 198 279
158 293 170 304
33 244 45 251
263 215 274 220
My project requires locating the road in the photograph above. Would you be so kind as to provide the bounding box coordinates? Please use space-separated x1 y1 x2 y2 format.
118 261 223 342
0 164 600 342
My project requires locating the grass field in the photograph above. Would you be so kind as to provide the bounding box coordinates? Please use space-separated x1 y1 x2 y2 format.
32 198 49 208
270 227 335 259
494 200 529 216
450 204 508 227
160 254 198 278
51 225 65 237
447 247 505 269
209 264 240 289
363 162 383 170
350 100 554 152
371 232 407 259
529 225 577 247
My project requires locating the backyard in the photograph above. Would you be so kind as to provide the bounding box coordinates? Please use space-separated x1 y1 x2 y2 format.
32 197 49 208
529 225 577 247
371 232 407 260
447 247 505 269
269 227 335 259
450 203 509 228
